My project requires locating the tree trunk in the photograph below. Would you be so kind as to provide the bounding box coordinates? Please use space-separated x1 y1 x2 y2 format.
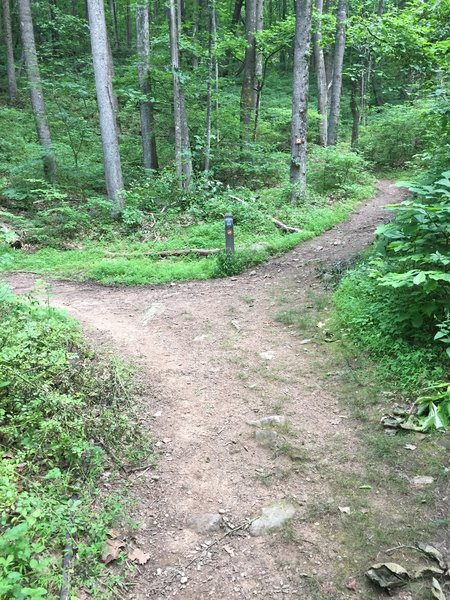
18 0 57 182
168 0 193 188
87 0 124 209
253 0 264 142
327 0 347 145
350 78 360 149
313 0 327 146
136 0 159 171
191 0 199 68
279 0 287 70
240 0 257 144
290 0 312 196
2 0 18 103
109 0 119 50
126 2 132 49
204 0 217 172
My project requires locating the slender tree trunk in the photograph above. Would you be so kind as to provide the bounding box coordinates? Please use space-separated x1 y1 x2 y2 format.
204 0 218 172
168 0 193 188
126 2 132 49
372 72 384 106
327 0 347 145
191 0 199 67
279 0 287 70
136 0 158 171
350 78 360 149
109 0 119 50
290 0 312 196
87 0 124 209
240 0 257 144
231 0 244 26
18 0 57 182
313 0 327 146
2 0 18 103
253 0 264 141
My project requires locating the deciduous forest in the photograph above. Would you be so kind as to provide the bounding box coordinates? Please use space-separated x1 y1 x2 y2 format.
0 0 449 597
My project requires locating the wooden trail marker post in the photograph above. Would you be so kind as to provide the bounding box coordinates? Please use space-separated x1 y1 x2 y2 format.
224 213 235 255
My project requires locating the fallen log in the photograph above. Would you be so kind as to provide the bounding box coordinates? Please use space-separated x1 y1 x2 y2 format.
271 218 302 234
105 248 220 259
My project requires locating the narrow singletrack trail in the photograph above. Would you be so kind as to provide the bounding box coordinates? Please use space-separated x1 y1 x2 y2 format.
4 181 409 599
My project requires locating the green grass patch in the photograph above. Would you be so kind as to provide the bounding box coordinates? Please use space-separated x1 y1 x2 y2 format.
0 283 153 597
1 189 374 285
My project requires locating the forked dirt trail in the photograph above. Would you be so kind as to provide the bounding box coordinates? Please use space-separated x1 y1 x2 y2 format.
6 181 409 599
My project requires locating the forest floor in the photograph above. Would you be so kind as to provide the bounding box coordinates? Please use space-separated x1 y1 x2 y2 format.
4 180 449 600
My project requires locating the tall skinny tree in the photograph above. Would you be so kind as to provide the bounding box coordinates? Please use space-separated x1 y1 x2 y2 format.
290 0 312 196
327 0 347 145
87 0 124 210
2 0 18 103
18 0 57 182
240 0 257 144
313 0 328 146
168 0 193 188
136 0 158 171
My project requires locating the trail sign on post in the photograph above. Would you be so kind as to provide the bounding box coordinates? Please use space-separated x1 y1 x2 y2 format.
224 213 235 255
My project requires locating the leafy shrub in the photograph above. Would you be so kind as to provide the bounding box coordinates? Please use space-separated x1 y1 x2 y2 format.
359 103 428 168
0 285 151 596
307 144 373 196
334 269 446 393
370 172 450 344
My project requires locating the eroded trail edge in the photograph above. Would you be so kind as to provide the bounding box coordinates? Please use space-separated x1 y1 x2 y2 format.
4 181 408 599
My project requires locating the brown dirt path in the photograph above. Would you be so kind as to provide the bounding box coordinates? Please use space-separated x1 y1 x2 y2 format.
3 181 409 599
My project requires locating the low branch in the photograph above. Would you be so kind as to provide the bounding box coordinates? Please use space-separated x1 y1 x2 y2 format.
271 218 302 233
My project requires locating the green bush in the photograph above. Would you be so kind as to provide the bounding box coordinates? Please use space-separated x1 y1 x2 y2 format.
359 103 428 168
307 144 373 196
0 285 151 596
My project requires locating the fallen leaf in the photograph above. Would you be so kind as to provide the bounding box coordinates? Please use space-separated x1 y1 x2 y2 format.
417 543 447 570
346 579 359 591
101 539 125 564
366 563 409 589
432 577 446 600
338 506 351 514
2 452 15 459
404 444 417 451
128 548 151 565
414 566 445 579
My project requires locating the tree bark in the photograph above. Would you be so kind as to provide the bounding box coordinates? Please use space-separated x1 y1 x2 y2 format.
136 0 159 170
313 0 327 146
350 78 360 149
327 0 347 145
168 0 193 188
18 0 57 182
126 2 133 49
253 0 264 142
289 0 312 196
87 0 124 210
204 0 217 172
2 0 18 103
240 0 257 144
108 0 119 50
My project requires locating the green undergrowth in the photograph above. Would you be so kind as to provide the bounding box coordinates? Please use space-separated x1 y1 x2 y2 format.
0 283 153 598
0 180 374 285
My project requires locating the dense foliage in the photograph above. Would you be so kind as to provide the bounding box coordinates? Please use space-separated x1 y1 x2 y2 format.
0 284 151 597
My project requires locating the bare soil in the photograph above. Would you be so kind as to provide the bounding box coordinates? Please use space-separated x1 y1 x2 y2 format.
5 180 424 599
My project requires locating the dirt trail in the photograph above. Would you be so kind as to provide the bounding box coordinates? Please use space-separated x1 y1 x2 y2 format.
4 181 408 599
